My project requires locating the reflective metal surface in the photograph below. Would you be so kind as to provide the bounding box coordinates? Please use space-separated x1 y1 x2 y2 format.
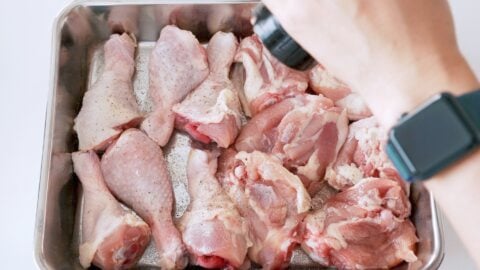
34 1 444 269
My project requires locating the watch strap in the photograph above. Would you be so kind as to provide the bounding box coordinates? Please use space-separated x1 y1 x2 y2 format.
458 90 480 138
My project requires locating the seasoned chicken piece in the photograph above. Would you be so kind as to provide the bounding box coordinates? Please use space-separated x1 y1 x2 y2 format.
235 94 349 194
74 33 143 151
303 178 418 269
173 32 242 148
325 117 406 191
309 64 372 121
141 25 209 146
179 148 250 269
234 35 309 116
72 151 150 270
101 129 187 269
107 6 140 36
217 150 311 269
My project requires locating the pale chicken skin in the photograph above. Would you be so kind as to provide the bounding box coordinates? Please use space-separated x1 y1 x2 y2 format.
235 94 349 195
217 150 311 269
72 151 150 270
302 178 418 269
173 31 243 148
179 149 251 269
141 25 209 146
325 117 405 191
101 129 187 269
309 64 372 121
74 33 143 151
234 35 309 116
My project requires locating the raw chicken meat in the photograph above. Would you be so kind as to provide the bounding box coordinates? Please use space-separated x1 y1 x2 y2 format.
72 151 151 270
309 64 371 120
101 129 187 269
173 31 243 148
234 35 309 116
179 148 250 269
74 33 143 151
141 25 209 146
325 117 405 191
302 178 418 269
235 94 349 194
108 6 140 36
217 150 311 269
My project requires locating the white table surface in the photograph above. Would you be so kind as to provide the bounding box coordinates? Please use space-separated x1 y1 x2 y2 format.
0 0 478 269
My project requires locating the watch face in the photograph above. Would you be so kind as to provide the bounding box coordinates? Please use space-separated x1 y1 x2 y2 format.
389 93 477 180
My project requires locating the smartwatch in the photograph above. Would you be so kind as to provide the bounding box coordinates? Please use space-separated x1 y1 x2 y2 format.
386 90 480 181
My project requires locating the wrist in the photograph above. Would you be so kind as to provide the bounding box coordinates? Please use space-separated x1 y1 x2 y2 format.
359 52 479 129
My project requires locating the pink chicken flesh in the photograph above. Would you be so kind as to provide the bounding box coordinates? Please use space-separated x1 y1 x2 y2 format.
325 117 406 191
235 94 349 194
217 149 311 269
74 33 143 151
141 25 209 146
302 178 418 269
309 64 372 121
234 35 309 116
101 129 187 269
72 151 150 270
179 148 251 269
173 31 243 148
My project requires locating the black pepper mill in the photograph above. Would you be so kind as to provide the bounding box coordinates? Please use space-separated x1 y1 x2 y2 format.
252 4 315 71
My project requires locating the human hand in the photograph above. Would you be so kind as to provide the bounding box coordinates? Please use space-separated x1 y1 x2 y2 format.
262 0 479 128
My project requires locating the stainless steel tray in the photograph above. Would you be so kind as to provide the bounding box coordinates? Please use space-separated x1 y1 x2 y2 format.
34 1 445 269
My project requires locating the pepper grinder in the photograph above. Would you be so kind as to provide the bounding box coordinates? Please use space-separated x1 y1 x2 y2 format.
252 4 315 71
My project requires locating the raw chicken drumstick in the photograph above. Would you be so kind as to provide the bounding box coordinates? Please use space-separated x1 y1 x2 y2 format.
141 25 209 146
179 148 250 269
101 129 187 269
74 33 143 151
173 31 243 148
72 151 151 270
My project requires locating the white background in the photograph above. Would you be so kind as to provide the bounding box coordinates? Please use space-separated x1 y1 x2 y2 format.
0 0 478 269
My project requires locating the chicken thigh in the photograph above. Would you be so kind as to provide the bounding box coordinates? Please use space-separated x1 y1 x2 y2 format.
325 117 405 191
173 31 242 148
179 148 250 269
141 25 209 146
302 178 418 269
72 151 150 270
309 64 372 121
74 33 142 151
101 129 187 269
235 94 349 194
234 35 309 116
217 150 311 269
